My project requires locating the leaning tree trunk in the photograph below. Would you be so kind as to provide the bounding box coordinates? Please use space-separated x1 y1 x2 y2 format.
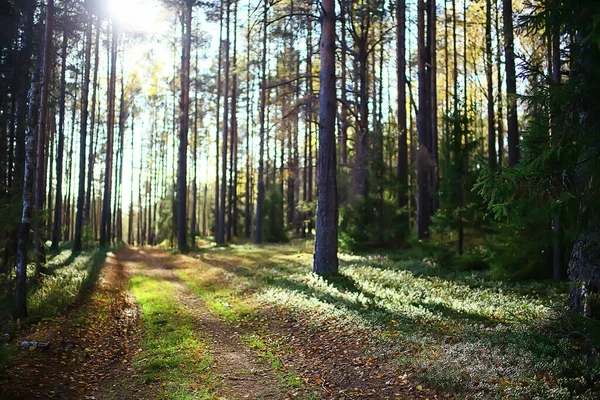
313 0 338 277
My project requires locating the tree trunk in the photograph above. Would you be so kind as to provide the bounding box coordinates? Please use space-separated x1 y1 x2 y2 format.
228 0 239 241
255 0 268 244
485 0 497 171
99 23 118 248
86 18 100 224
215 1 224 239
178 1 192 252
218 0 230 245
429 0 438 215
51 30 68 250
397 0 408 208
503 0 519 167
339 0 348 167
417 0 431 239
314 0 338 277
34 0 53 271
15 60 41 319
74 0 92 251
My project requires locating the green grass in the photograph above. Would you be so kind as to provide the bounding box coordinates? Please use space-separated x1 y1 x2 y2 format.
179 243 600 399
0 242 113 328
0 242 114 371
129 273 215 399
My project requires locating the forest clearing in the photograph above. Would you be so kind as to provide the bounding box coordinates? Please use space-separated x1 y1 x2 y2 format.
1 0 600 398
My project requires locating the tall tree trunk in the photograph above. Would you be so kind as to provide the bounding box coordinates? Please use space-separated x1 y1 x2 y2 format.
503 0 519 167
128 109 135 245
178 1 192 252
339 0 348 167
417 0 431 239
34 0 53 271
254 0 268 244
485 0 497 171
15 59 41 319
86 18 100 224
99 23 118 248
495 1 504 167
74 0 92 251
228 0 239 241
396 0 408 208
191 39 199 241
214 0 224 238
218 0 230 245
65 67 78 242
244 5 252 238
51 30 68 250
429 0 438 214
313 0 338 277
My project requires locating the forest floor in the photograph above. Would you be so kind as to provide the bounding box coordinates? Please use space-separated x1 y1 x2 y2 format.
1 242 599 399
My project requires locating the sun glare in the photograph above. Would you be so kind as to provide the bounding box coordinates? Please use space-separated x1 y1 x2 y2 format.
108 0 165 33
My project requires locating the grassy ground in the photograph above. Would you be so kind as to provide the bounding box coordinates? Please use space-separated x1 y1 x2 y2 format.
0 242 113 370
176 242 600 399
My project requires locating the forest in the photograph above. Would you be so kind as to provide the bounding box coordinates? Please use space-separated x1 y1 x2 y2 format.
1 0 600 398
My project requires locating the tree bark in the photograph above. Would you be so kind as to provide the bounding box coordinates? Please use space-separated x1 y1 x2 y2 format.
313 0 338 277
484 0 497 172
74 0 93 251
396 0 408 208
417 0 431 239
255 0 268 244
15 58 40 319
217 0 230 245
99 23 118 248
503 0 519 167
178 1 192 252
34 0 53 270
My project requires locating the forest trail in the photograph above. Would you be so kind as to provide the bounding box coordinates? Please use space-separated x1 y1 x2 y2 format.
122 246 286 399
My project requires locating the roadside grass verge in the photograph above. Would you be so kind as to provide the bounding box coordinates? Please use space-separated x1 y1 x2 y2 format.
129 273 215 399
180 243 600 399
0 242 113 370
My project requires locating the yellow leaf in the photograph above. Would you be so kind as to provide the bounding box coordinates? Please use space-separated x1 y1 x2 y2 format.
416 385 423 391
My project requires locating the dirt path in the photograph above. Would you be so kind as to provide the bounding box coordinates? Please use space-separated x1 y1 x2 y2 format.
120 246 285 400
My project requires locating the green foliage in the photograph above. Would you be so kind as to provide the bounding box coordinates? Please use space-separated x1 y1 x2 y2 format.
433 105 486 254
338 196 408 252
262 187 288 243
